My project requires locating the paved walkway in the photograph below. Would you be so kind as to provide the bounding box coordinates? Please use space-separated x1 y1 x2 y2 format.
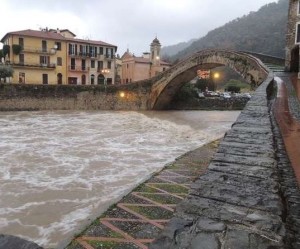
65 141 220 249
273 72 300 183
150 73 300 249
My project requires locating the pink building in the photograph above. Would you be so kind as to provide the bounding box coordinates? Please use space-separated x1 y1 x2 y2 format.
121 37 171 83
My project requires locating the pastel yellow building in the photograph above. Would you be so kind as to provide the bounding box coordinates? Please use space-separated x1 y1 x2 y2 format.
0 28 118 85
1 29 68 84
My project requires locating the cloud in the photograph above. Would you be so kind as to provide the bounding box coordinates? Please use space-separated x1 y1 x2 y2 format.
1 0 276 55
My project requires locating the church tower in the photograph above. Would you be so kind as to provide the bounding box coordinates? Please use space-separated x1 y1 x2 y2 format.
150 37 161 77
285 0 300 75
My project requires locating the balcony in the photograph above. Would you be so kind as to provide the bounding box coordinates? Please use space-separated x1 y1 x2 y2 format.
12 62 56 69
105 54 114 60
22 46 57 54
68 65 90 72
68 52 97 58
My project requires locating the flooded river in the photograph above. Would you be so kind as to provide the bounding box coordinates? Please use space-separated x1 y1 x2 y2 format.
0 110 239 248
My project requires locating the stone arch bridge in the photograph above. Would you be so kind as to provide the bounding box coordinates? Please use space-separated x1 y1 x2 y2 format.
112 49 277 110
147 49 270 109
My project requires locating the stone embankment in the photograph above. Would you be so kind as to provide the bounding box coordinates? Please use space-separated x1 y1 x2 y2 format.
150 73 300 249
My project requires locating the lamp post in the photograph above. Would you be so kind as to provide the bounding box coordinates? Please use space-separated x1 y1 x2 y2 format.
101 68 110 92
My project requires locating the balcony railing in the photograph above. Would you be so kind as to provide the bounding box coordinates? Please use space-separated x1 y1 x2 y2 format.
69 52 97 58
68 65 90 72
22 46 57 54
12 62 56 69
68 52 114 60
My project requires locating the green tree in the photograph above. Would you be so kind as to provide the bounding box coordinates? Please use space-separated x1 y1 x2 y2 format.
0 64 14 83
2 45 10 58
12 44 22 55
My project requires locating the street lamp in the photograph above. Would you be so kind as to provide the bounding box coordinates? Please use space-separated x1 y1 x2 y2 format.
213 72 220 79
101 68 110 92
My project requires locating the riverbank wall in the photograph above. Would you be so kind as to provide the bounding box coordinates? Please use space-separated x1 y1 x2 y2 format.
150 73 300 249
0 83 249 111
0 83 152 111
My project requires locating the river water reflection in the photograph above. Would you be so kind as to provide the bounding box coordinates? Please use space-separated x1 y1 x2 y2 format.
0 110 240 248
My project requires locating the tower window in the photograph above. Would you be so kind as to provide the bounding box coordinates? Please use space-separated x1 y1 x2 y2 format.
296 23 300 43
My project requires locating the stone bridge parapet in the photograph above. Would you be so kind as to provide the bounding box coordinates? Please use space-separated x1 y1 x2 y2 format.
150 73 300 249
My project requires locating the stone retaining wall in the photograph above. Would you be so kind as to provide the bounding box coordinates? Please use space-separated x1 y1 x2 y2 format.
0 83 152 111
150 73 300 249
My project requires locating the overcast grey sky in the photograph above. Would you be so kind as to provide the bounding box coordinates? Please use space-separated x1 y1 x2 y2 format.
1 0 276 56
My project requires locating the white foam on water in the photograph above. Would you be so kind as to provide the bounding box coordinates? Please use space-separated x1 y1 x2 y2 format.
0 110 239 248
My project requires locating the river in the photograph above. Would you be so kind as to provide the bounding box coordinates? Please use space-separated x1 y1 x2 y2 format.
0 110 240 248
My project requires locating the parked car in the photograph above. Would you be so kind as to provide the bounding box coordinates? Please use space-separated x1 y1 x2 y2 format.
198 92 205 98
220 92 231 99
204 91 219 97
242 93 251 99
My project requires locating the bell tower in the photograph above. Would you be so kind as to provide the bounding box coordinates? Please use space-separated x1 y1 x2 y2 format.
150 37 161 77
285 0 300 75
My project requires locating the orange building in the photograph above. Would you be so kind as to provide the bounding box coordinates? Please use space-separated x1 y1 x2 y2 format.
121 37 171 83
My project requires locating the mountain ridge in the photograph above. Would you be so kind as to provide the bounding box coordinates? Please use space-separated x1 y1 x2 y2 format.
161 0 288 62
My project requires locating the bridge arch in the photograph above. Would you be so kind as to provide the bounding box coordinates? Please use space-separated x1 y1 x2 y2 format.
149 49 269 110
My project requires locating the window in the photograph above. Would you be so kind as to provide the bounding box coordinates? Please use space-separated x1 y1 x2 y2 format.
19 54 24 64
91 74 95 85
42 40 47 52
68 77 77 85
98 74 104 84
19 38 24 48
111 48 114 58
42 74 48 84
105 48 112 58
57 57 62 66
55 42 61 51
98 61 103 70
99 47 103 55
89 46 96 57
296 23 300 43
107 78 112 85
69 43 77 55
40 56 49 65
57 73 62 84
80 45 88 56
82 59 86 70
91 60 95 68
71 58 76 70
81 75 86 85
19 72 25 83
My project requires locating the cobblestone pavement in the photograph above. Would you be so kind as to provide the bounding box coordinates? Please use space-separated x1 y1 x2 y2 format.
65 141 220 249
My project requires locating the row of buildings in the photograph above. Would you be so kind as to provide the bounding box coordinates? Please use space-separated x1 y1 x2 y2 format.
0 28 170 85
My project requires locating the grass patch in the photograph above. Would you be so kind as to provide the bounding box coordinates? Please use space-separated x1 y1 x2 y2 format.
88 240 122 248
127 206 174 219
147 183 189 194
140 193 182 205
134 184 161 193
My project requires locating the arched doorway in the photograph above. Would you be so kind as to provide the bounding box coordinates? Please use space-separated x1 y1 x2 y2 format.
290 45 299 72
81 74 86 85
98 74 105 84
91 74 95 85
57 73 62 84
